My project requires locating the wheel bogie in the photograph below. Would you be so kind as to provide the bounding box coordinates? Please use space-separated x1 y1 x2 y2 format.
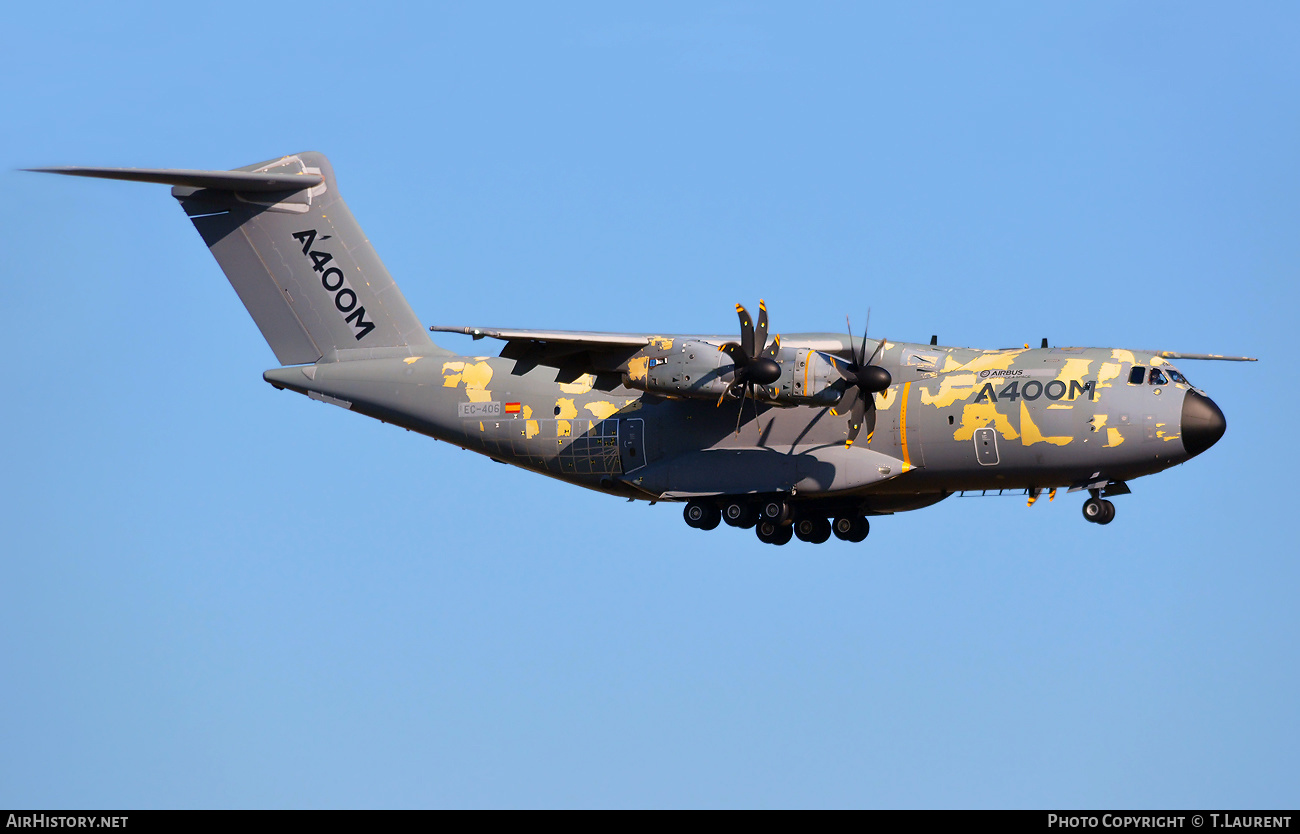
690 499 878 543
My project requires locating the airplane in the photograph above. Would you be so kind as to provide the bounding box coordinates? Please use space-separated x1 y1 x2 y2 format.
29 152 1256 545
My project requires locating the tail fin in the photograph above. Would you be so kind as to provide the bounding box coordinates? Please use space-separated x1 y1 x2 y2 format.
32 152 435 365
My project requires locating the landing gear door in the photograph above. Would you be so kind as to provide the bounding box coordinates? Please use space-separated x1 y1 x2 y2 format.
620 418 646 472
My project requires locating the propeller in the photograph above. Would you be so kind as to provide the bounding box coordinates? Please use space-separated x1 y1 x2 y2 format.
834 314 892 446
718 300 783 435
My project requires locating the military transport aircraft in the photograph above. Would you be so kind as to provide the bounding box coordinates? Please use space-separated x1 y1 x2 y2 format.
31 152 1255 545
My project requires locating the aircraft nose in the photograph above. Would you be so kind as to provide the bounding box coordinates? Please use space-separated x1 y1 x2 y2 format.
1181 390 1227 457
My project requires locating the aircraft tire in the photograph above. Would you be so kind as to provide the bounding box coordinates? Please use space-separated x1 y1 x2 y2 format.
684 501 720 530
1082 498 1105 523
723 501 758 529
1097 500 1116 525
795 516 832 544
756 520 793 545
833 516 868 542
760 500 791 525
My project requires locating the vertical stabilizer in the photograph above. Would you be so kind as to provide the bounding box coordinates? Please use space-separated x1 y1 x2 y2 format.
33 152 437 364
173 152 434 364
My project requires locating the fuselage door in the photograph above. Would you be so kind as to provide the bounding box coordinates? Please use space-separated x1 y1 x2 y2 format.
974 427 1000 465
620 418 647 472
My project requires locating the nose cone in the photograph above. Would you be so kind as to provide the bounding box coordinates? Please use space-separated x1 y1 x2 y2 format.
1181 390 1227 457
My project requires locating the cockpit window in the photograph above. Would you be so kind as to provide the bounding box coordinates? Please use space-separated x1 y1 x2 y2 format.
1129 366 1146 385
1167 368 1189 385
1149 368 1168 386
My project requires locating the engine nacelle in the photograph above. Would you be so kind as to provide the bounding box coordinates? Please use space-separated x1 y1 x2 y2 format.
623 341 844 407
623 340 732 399
775 349 843 406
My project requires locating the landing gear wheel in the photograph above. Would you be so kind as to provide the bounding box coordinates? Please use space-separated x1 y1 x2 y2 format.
1097 499 1116 525
684 501 721 530
832 516 869 543
1082 498 1106 524
723 501 758 529
756 520 794 545
760 500 791 525
794 516 832 544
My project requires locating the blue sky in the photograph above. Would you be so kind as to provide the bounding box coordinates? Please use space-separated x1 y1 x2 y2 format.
2 2 1296 808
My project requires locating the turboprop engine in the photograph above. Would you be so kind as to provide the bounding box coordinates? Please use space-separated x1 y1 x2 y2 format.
623 339 844 407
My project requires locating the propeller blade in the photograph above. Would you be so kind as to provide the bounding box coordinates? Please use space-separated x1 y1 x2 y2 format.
755 300 769 356
761 333 781 361
737 305 755 358
719 341 748 367
860 313 871 366
846 315 857 363
866 335 886 368
841 388 865 446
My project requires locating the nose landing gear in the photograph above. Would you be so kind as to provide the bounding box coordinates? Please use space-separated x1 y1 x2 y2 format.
1082 496 1115 525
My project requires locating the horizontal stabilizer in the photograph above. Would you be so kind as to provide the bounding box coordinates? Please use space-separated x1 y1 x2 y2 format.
26 166 324 193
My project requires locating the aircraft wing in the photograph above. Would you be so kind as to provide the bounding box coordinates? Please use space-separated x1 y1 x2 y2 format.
429 325 854 381
429 325 657 348
429 325 667 381
1156 351 1257 362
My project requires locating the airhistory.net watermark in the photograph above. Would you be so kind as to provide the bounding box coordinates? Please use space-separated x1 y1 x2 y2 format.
6 816 127 828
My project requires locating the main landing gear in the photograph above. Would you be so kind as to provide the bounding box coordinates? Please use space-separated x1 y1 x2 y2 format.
756 519 794 545
683 501 721 530
684 499 871 545
794 516 832 544
831 516 869 543
1082 496 1116 525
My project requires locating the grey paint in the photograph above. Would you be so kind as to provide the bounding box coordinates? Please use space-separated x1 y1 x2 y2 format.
31 152 1255 543
177 152 434 365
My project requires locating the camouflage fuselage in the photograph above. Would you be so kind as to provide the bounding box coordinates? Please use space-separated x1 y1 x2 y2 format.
263 337 1207 516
